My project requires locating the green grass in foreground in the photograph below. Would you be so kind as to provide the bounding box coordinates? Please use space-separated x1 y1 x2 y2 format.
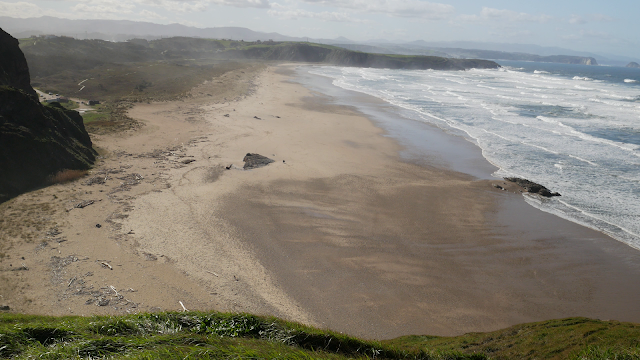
1 313 639 360
0 311 479 360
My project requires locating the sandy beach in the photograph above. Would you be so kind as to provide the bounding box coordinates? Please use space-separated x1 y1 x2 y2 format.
2 64 640 339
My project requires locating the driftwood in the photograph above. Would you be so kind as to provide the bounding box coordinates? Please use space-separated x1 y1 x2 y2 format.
179 301 188 312
75 200 95 208
100 261 113 270
206 270 220 277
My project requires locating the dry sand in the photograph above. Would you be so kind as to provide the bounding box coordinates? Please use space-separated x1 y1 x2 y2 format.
2 64 640 339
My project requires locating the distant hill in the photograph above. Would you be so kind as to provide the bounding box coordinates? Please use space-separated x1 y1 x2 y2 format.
627 62 640 68
329 43 598 66
220 43 499 70
426 48 598 65
20 36 499 78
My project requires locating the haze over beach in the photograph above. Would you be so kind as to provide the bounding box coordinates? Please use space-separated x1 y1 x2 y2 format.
2 1 640 359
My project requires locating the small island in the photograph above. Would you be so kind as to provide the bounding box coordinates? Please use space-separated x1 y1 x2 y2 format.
626 62 640 68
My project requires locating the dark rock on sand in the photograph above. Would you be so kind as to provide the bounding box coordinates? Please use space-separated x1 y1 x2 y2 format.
505 177 561 197
243 153 274 169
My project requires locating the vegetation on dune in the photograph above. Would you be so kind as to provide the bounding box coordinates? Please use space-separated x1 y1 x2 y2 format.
387 317 640 360
1 312 639 359
28 60 249 103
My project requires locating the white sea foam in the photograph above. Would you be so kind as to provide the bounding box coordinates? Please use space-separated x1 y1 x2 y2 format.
306 65 640 249
624 79 638 83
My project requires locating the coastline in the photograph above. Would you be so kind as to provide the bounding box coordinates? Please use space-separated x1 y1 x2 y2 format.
2 64 640 340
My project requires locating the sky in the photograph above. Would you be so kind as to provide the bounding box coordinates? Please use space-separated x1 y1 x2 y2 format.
1 0 639 58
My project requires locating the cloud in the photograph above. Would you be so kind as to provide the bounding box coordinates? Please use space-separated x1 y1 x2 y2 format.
0 1 46 17
590 13 613 22
139 8 166 19
569 13 613 25
211 0 270 8
563 29 611 40
72 0 136 14
300 0 455 20
268 7 365 22
0 0 133 19
489 29 533 38
135 0 269 13
135 0 208 13
458 7 552 24
569 15 586 25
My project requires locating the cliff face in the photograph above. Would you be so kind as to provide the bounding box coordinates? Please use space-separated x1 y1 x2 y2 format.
0 28 37 98
0 28 96 201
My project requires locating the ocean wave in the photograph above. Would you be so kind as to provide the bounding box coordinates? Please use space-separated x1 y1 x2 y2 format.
534 70 550 74
624 79 638 83
302 65 640 249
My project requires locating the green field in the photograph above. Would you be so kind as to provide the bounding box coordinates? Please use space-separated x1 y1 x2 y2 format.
1 312 639 359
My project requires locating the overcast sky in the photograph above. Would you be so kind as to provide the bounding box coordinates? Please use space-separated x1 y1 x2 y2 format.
2 0 639 58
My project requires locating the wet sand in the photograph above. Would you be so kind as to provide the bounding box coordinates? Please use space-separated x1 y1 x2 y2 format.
2 64 640 339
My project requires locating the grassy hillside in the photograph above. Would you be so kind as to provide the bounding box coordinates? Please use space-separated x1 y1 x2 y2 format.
20 36 499 81
1 312 639 359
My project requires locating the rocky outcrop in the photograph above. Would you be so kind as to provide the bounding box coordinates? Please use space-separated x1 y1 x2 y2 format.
243 153 274 169
627 62 640 68
540 55 597 66
504 177 561 197
0 28 96 201
0 28 36 98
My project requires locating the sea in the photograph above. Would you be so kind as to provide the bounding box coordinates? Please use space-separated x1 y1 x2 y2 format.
306 61 640 250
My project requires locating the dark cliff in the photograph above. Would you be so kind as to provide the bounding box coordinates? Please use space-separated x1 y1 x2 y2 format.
0 28 96 201
0 28 37 98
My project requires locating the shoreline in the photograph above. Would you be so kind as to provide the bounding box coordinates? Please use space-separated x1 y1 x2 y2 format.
2 64 640 340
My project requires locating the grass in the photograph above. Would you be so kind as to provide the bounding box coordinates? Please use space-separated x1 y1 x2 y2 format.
80 111 109 124
28 59 251 104
385 318 640 360
1 312 639 359
57 101 79 110
0 312 482 360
